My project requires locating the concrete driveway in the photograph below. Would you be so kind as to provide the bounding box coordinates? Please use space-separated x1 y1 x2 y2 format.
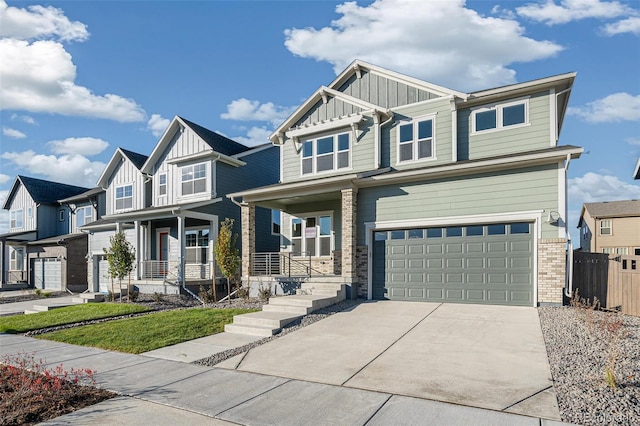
219 301 560 421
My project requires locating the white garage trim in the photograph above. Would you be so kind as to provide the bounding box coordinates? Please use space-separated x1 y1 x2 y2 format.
365 210 543 306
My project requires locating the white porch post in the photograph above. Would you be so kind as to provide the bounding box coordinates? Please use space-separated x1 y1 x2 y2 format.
209 218 217 280
134 220 141 280
177 215 185 284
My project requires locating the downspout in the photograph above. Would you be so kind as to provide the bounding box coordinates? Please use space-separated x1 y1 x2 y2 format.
564 153 574 298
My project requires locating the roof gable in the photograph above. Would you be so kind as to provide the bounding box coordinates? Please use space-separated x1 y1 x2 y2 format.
97 148 147 189
3 175 89 210
142 116 250 173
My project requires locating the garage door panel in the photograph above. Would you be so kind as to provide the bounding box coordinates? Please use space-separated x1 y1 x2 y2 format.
373 222 534 306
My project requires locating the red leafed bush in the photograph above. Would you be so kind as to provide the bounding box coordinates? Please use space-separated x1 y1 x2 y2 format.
0 351 114 425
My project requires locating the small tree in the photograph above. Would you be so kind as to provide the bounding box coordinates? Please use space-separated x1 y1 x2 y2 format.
104 231 135 302
214 218 241 300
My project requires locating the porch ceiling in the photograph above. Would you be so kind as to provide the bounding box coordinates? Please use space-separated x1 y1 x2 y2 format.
255 191 342 211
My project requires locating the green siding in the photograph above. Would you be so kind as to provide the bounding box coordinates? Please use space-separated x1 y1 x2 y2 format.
358 164 560 245
458 91 552 161
295 98 363 127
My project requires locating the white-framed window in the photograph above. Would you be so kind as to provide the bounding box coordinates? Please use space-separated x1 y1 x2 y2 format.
115 184 133 211
10 247 24 271
27 207 32 218
397 116 435 163
472 99 529 134
290 214 333 257
599 219 612 235
301 132 350 175
158 173 167 196
75 205 93 230
634 247 640 256
181 163 207 195
185 229 209 264
615 247 629 255
271 210 281 235
9 209 23 228
602 247 614 254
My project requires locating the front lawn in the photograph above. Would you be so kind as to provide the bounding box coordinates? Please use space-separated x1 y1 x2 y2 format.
39 308 256 354
0 303 151 333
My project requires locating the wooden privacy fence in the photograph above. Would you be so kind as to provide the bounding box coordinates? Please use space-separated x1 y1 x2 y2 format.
572 251 640 316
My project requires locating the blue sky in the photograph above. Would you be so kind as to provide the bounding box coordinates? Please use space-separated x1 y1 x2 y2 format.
1 0 639 242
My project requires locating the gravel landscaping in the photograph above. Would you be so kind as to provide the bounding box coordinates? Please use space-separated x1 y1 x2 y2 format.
539 306 640 425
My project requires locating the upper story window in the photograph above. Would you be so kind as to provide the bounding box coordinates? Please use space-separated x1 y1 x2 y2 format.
76 205 93 230
599 219 612 235
472 99 528 134
301 132 350 175
59 209 65 222
10 209 23 228
115 184 133 211
397 116 435 163
158 173 167 196
27 207 32 218
181 163 206 195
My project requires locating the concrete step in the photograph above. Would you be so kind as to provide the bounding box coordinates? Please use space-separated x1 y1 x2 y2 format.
232 311 301 329
310 289 341 296
261 304 311 315
25 302 79 315
224 323 279 337
301 282 344 290
306 276 351 284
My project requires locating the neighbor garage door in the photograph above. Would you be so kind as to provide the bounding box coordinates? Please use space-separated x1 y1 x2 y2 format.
31 258 62 290
372 222 534 306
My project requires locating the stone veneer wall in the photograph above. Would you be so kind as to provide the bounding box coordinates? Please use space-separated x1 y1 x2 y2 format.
356 246 368 298
537 238 567 305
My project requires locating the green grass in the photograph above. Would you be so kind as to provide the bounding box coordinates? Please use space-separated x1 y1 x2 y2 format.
38 308 257 354
0 303 151 333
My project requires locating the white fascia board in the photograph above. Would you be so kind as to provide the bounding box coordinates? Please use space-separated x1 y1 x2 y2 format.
141 116 181 174
286 114 364 139
329 60 468 100
102 199 220 221
97 148 127 189
357 147 584 187
466 73 576 103
228 173 358 202
166 149 246 167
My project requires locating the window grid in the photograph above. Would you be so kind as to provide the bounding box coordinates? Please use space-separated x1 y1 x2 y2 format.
115 185 133 211
397 117 434 163
10 210 23 228
472 99 528 133
158 173 167 196
599 220 612 235
181 163 207 196
301 132 350 175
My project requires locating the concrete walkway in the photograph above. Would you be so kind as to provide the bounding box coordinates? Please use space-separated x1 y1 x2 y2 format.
0 334 569 425
0 295 79 316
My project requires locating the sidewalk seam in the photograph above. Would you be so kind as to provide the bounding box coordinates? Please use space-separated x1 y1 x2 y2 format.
500 384 553 412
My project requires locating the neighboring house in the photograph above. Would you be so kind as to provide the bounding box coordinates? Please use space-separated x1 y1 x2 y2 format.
230 60 583 307
634 157 640 180
578 200 640 256
0 175 90 291
82 116 279 294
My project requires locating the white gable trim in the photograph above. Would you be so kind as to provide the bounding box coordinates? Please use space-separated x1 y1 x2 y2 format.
97 148 143 189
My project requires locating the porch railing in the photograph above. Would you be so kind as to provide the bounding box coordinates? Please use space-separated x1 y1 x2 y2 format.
5 270 27 283
251 252 317 277
138 260 178 280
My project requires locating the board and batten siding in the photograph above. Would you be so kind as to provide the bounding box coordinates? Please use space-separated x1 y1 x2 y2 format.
457 91 552 161
151 128 216 207
357 164 561 245
7 184 37 233
88 228 136 255
37 204 67 239
295 98 364 127
336 70 441 109
105 159 145 215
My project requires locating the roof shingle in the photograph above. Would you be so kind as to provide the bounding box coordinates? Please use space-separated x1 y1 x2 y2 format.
584 200 640 218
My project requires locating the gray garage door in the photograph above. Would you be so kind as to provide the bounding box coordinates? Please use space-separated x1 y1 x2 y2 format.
32 258 62 290
373 222 534 306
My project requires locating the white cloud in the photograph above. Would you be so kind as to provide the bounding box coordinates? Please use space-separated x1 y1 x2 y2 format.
231 127 272 147
626 137 640 146
221 98 296 126
283 0 563 91
0 0 89 41
568 92 640 123
517 0 635 25
0 173 10 184
47 137 109 156
1 150 105 188
2 126 26 138
147 114 171 137
602 16 640 35
10 113 36 124
0 39 146 122
569 172 640 204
